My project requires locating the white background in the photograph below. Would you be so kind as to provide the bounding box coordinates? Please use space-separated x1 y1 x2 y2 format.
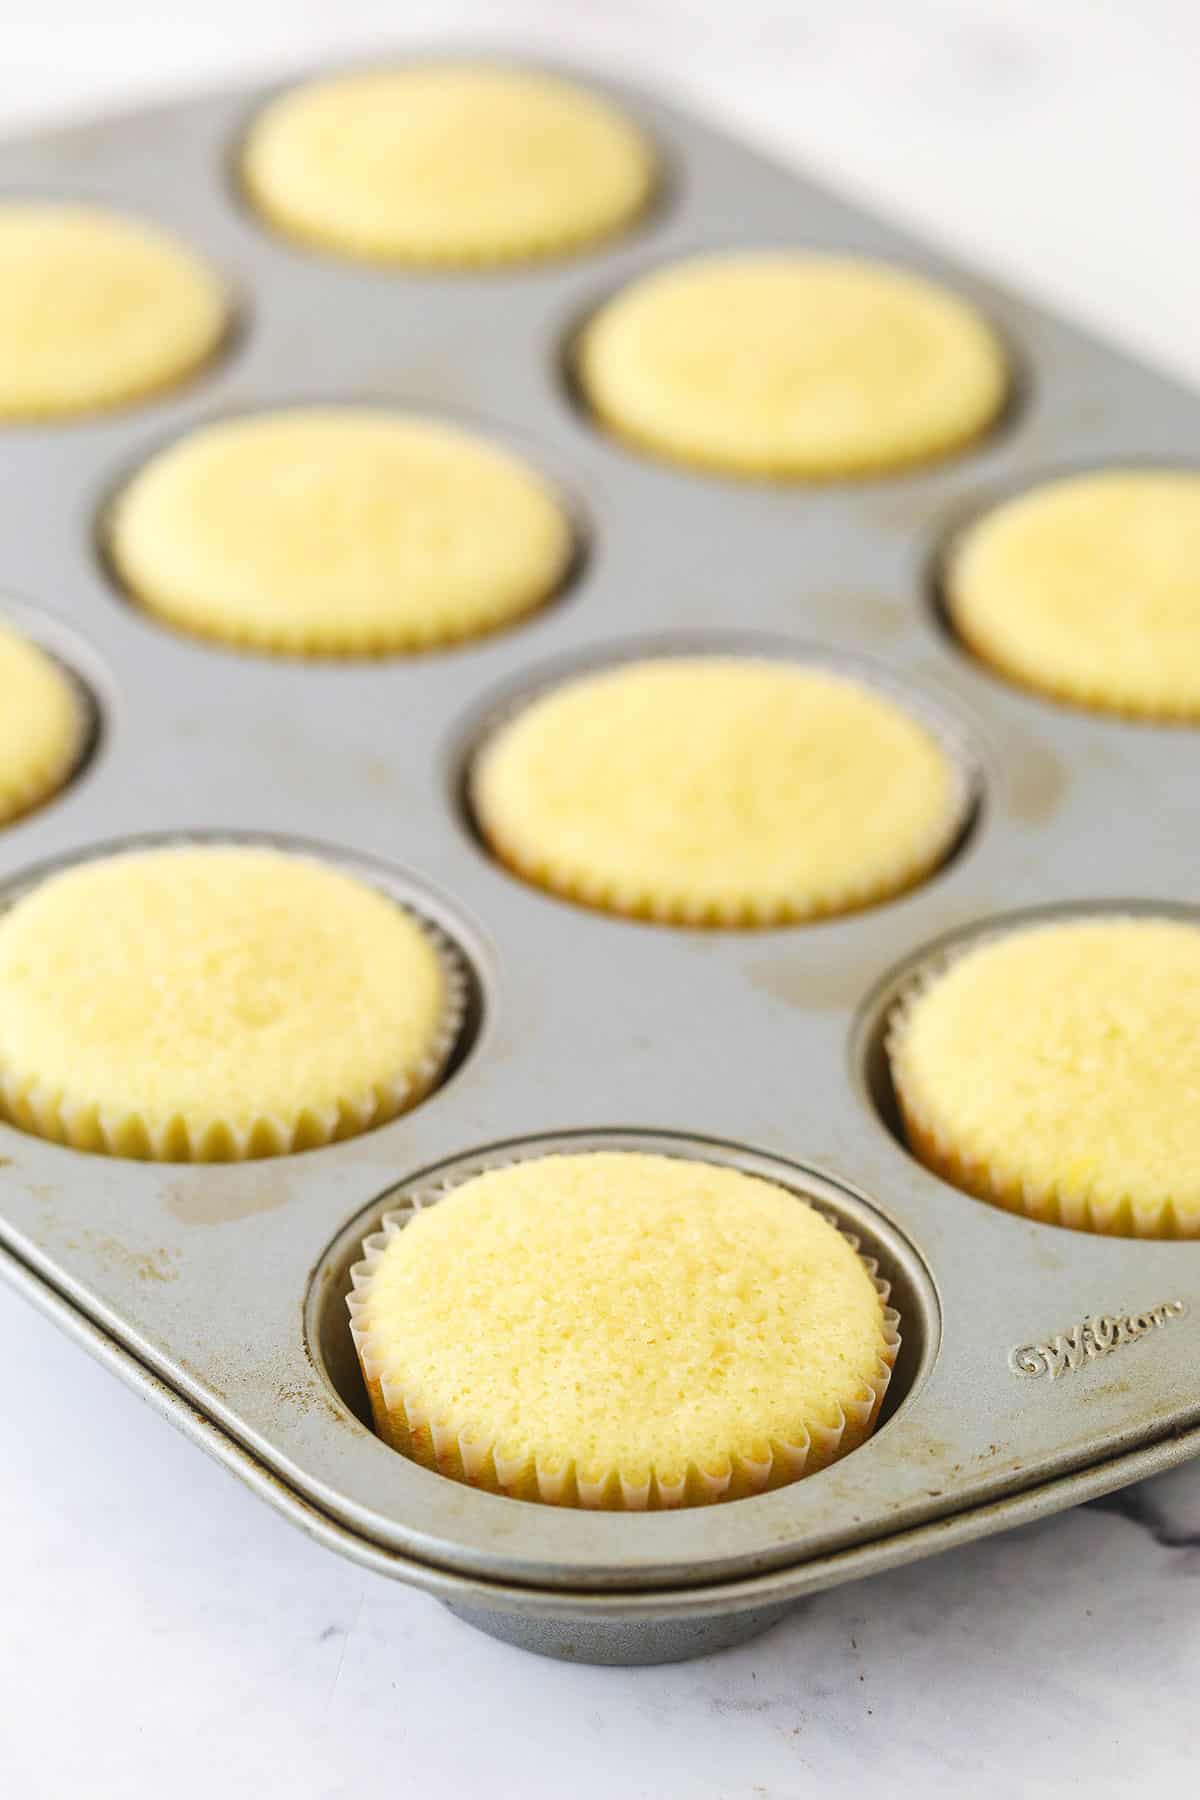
3 4 1200 1795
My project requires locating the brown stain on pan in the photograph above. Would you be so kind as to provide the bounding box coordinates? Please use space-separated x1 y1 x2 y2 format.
746 953 876 1011
820 592 910 644
88 1234 178 1284
354 751 400 795
1004 736 1067 824
166 1170 293 1226
747 899 993 1013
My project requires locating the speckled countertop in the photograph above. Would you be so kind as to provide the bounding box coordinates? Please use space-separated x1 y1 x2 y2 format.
2 4 1199 1794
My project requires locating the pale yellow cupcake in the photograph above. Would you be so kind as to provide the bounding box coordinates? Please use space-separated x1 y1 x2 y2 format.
0 203 227 420
471 657 969 925
349 1151 899 1509
576 252 1007 478
242 64 655 266
0 846 462 1160
889 916 1200 1237
0 622 88 826
945 470 1200 718
106 409 573 655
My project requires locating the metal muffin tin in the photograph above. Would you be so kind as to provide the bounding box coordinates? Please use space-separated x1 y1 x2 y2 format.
2 55 1200 1668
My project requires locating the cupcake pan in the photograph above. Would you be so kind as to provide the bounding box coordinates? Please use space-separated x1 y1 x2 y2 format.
2 58 1200 1665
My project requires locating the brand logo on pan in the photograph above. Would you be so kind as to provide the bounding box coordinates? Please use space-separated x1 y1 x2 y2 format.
1010 1300 1186 1380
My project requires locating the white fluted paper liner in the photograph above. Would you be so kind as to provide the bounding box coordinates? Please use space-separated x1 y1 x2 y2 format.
348 1158 902 1510
886 926 1035 1218
0 844 467 1161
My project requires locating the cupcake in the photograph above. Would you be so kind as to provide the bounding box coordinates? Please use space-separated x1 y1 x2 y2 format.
0 203 226 420
470 656 970 925
943 470 1200 719
888 915 1200 1237
106 409 573 655
575 252 1007 478
0 620 89 826
349 1151 899 1508
0 845 462 1159
242 64 655 266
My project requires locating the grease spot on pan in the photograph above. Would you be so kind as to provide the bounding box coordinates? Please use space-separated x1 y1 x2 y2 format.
1004 736 1066 824
354 751 399 796
821 592 909 644
166 1171 293 1226
88 1235 178 1283
749 901 993 1012
746 953 873 1011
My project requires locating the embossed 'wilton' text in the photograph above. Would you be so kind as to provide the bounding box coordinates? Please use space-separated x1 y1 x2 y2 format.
1009 1300 1186 1380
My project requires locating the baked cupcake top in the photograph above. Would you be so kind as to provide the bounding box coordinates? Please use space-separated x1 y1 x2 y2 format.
242 64 655 266
889 916 1200 1237
0 846 458 1160
576 252 1007 478
0 621 87 826
0 203 226 420
944 470 1200 719
352 1152 894 1509
107 409 572 655
471 657 967 925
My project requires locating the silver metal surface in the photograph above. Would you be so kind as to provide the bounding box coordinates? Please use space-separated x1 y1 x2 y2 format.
2 56 1200 1664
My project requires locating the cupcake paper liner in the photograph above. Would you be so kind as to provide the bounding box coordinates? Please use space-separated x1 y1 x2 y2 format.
348 1157 901 1510
578 386 1004 484
474 794 967 928
248 205 655 272
950 609 1200 724
885 919 1200 1239
0 840 467 1162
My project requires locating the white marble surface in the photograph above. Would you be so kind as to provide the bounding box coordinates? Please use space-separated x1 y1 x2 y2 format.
3 3 1200 1794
